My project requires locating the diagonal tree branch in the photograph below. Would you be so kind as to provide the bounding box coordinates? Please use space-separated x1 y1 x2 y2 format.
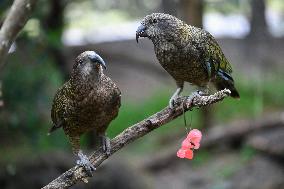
42 89 231 189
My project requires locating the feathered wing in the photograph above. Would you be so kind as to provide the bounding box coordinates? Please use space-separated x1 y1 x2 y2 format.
49 82 71 134
196 29 239 98
195 30 232 76
206 33 232 73
207 35 239 98
105 75 122 119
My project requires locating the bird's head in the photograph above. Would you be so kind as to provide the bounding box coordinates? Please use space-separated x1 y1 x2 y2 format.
73 51 106 77
136 13 184 43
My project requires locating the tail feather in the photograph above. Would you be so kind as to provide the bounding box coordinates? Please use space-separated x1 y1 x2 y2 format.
228 85 240 99
214 70 240 99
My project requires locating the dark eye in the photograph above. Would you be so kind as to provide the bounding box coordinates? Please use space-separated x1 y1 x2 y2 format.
78 60 83 65
152 18 157 23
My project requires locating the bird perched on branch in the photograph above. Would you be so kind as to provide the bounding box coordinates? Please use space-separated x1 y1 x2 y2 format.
49 51 121 175
136 13 240 108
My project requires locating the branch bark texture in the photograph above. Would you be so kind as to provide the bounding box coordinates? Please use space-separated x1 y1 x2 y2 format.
0 0 37 68
42 89 231 189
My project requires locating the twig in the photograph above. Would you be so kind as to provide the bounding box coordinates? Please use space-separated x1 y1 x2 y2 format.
0 0 37 68
42 89 231 189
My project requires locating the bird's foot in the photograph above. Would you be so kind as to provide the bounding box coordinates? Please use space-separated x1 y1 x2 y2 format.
187 91 203 104
186 90 207 106
169 87 183 109
101 135 111 156
76 150 96 177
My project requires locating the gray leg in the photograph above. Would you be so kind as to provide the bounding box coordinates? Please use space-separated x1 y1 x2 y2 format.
100 134 111 156
68 135 95 176
169 81 184 109
76 150 96 177
169 87 183 108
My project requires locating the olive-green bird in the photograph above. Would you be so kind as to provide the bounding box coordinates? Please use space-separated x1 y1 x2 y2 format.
136 13 240 108
49 51 121 174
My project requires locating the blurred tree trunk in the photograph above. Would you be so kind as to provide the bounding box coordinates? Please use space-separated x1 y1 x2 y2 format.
247 0 270 40
42 0 68 79
178 0 212 129
245 0 271 69
178 0 203 28
161 0 178 16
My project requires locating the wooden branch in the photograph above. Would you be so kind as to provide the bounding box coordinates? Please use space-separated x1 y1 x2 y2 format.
42 89 231 189
0 0 37 69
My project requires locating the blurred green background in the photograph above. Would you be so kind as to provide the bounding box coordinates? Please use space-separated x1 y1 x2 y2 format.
0 0 284 188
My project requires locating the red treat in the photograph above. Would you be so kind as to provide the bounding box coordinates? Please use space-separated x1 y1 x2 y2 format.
177 129 202 160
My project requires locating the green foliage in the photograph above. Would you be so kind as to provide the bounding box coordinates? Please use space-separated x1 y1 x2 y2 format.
107 92 170 138
107 91 202 137
0 49 63 149
268 0 284 12
107 71 284 154
0 0 12 18
191 150 210 166
240 145 256 162
217 163 237 178
214 72 284 122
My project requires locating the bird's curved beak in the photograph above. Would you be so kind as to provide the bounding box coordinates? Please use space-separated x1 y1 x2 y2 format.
97 56 107 70
90 54 107 69
136 24 148 43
